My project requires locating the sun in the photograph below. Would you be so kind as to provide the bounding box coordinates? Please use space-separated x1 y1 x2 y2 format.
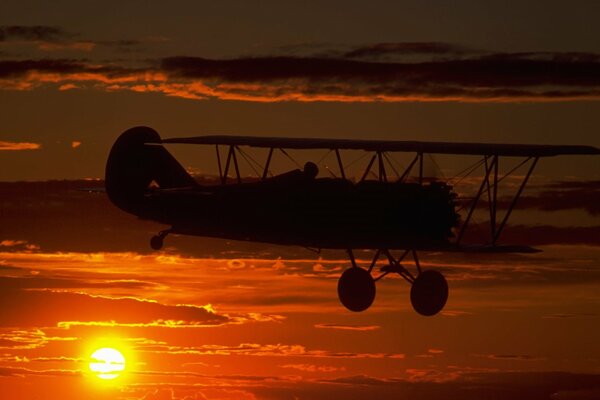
89 347 126 380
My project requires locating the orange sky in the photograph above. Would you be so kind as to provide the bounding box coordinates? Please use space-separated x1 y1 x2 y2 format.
0 175 599 399
1 1 600 399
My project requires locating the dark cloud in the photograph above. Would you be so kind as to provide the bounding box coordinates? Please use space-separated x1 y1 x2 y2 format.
0 26 143 53
161 51 600 87
343 42 472 59
161 56 379 82
0 59 140 79
484 180 600 216
0 59 83 77
158 51 600 101
0 26 72 42
270 42 473 60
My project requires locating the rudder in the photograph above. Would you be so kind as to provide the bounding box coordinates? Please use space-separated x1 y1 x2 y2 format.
105 126 196 214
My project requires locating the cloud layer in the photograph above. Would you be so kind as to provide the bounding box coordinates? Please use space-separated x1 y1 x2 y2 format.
3 37 600 102
0 26 72 43
0 282 229 329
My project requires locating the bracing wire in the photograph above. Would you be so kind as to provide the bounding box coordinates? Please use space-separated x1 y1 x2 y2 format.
279 148 303 169
236 147 261 177
427 154 446 180
382 153 402 180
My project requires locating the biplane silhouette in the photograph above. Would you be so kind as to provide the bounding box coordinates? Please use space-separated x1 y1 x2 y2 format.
106 126 600 315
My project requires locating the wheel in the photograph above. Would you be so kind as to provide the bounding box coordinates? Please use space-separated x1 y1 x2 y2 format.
410 270 448 316
150 235 163 250
337 267 376 312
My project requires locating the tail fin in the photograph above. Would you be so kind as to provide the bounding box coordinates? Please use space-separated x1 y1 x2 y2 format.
105 126 196 214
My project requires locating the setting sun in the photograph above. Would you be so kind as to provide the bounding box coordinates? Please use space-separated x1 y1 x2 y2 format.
89 347 126 380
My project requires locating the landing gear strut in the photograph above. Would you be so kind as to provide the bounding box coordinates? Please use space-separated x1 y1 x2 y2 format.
337 249 448 316
150 229 171 250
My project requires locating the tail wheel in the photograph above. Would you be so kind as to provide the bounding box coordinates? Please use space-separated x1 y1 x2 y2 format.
410 270 448 316
337 267 376 312
150 235 164 250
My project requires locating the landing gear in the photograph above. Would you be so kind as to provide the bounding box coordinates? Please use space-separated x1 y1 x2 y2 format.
336 249 448 316
150 229 170 250
338 266 376 312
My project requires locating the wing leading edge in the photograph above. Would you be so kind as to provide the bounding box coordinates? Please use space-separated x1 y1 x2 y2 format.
162 135 600 157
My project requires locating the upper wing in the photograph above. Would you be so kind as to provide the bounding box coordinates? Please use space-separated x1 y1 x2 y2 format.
162 135 600 157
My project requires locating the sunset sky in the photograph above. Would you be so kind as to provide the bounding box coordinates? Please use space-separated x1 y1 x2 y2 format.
1 1 600 399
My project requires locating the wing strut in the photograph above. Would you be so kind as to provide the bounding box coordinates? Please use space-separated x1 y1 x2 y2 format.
493 157 539 244
398 153 420 183
418 152 424 184
219 145 243 184
484 156 499 241
262 148 274 180
335 149 346 180
360 154 377 182
455 155 540 246
456 155 497 245
215 145 223 181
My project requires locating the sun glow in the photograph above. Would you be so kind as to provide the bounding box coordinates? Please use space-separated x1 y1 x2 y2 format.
89 347 126 380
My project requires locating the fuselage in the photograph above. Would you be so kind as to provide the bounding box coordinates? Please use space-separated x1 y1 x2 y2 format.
106 127 459 250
